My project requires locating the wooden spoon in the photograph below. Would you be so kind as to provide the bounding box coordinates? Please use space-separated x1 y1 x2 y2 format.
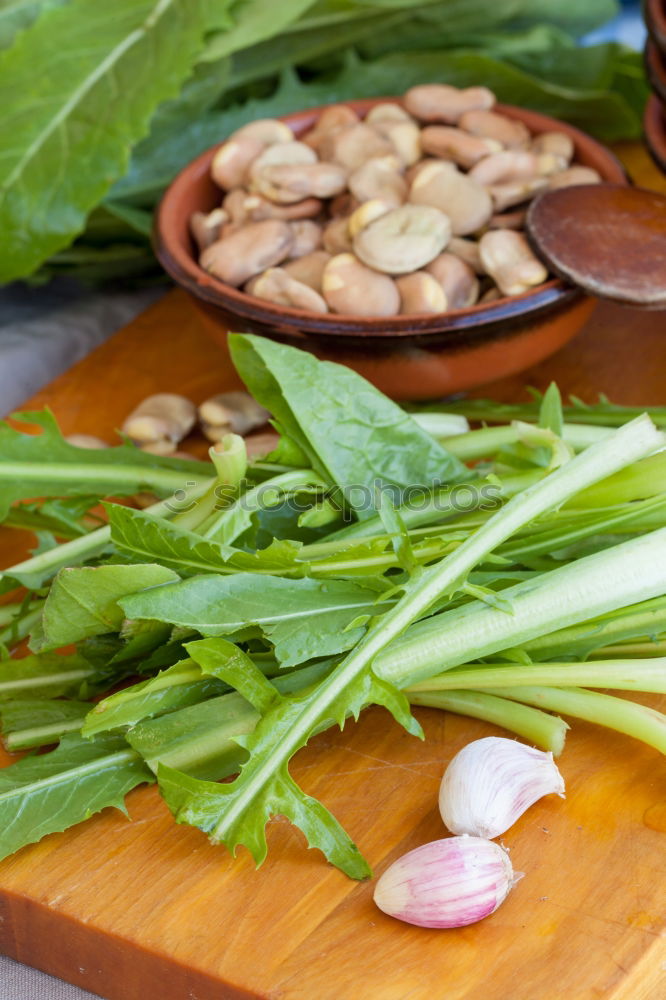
526 184 666 309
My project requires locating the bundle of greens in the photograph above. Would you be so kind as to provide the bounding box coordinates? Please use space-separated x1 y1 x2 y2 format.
0 0 648 285
1 334 665 878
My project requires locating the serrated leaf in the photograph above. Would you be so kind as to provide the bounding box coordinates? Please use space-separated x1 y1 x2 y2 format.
0 410 211 520
120 573 391 667
33 563 179 652
159 758 373 879
0 733 152 860
0 0 235 279
157 661 419 878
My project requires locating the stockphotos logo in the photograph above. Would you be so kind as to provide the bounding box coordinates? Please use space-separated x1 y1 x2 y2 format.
167 478 502 521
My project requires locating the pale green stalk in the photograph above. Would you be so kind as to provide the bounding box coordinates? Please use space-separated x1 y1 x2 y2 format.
408 659 666 693
483 686 666 755
378 529 666 687
408 689 568 754
5 718 87 752
327 471 541 542
440 422 612 461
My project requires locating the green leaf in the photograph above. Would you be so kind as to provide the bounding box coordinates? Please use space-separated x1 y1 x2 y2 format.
185 638 278 712
0 650 110 700
120 572 391 667
128 659 333 779
108 503 239 576
33 563 179 652
0 410 211 519
0 0 66 49
82 658 225 737
229 334 467 520
202 0 317 61
1 698 89 750
159 756 373 878
538 383 564 438
0 733 152 860
0 0 236 280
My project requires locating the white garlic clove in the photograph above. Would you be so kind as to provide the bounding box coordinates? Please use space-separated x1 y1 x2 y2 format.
374 836 517 928
439 736 565 840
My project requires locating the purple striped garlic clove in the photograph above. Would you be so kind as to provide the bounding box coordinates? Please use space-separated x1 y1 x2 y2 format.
439 736 565 840
373 836 517 928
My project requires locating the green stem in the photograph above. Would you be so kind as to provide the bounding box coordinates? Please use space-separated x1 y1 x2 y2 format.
5 717 86 752
408 689 568 754
408 659 666 694
0 463 200 493
439 423 611 461
379 532 666 687
590 641 666 658
484 686 666 755
327 471 541 542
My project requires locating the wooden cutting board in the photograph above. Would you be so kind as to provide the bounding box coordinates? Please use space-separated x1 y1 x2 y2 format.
1 143 665 1000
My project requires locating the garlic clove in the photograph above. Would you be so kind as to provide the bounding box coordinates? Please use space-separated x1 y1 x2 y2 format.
374 836 517 928
439 736 565 840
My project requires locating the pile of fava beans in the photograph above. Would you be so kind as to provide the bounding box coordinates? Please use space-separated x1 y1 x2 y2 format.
191 84 602 318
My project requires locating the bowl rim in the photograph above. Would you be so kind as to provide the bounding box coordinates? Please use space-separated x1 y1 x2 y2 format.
154 96 628 341
645 0 666 50
644 93 666 173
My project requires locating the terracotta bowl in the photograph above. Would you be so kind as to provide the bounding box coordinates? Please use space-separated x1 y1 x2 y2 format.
645 0 666 53
645 39 666 104
155 98 627 400
645 94 666 173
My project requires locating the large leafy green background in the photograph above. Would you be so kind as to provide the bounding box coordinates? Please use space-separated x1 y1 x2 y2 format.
0 0 648 283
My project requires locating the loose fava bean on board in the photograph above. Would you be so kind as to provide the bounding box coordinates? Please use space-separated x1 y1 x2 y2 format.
322 254 400 316
200 219 293 286
353 204 451 275
479 230 548 297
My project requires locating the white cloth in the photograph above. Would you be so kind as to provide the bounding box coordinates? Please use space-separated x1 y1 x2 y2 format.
0 956 99 999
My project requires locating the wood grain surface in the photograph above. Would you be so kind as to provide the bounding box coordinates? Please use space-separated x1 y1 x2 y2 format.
0 143 665 1000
